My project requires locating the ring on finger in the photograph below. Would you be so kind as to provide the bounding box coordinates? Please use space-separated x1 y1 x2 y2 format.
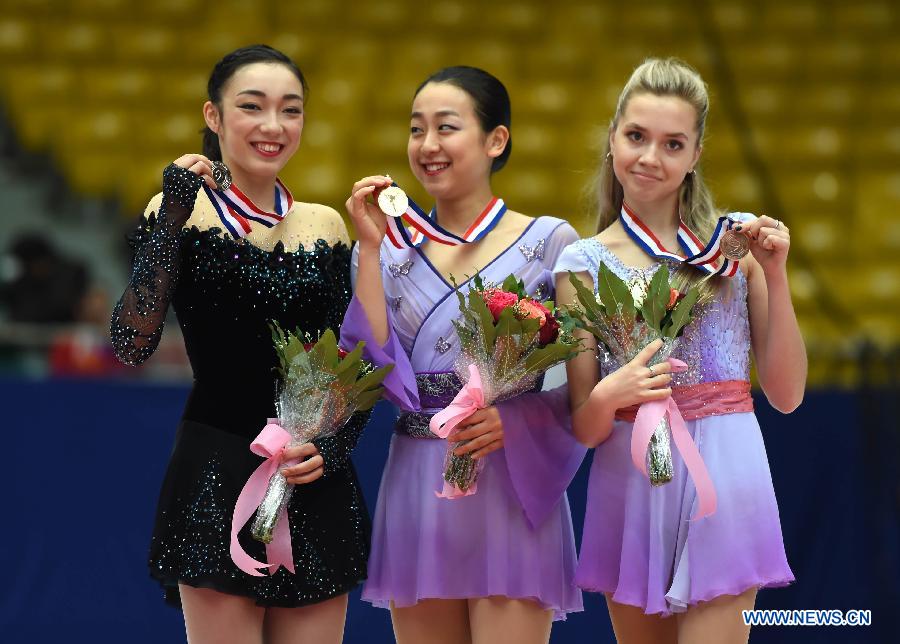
648 365 655 377
774 219 781 230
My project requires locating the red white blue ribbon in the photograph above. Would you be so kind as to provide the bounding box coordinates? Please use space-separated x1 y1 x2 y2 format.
204 179 294 239
385 189 507 249
619 203 741 278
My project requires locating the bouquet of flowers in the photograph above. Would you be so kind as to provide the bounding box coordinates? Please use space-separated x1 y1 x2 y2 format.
430 275 582 498
561 263 700 485
230 325 391 576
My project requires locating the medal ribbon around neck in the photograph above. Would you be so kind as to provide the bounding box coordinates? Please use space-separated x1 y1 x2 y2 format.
619 202 741 278
203 179 294 240
384 186 507 249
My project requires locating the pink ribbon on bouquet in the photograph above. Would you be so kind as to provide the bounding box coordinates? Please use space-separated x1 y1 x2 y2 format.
229 420 297 576
429 363 485 499
630 358 718 520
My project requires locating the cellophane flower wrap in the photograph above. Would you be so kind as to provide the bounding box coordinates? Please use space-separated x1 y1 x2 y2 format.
433 274 582 497
560 263 700 486
250 324 392 544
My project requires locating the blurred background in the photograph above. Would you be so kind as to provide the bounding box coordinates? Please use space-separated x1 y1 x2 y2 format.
0 0 896 642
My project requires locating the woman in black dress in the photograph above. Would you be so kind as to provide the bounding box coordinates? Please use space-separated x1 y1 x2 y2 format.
110 45 368 643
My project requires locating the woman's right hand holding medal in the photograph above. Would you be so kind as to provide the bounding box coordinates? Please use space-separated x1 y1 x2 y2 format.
172 153 218 189
346 175 393 251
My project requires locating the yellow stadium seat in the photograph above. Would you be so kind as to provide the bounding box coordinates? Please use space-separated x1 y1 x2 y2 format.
111 26 182 65
387 39 453 82
68 0 131 19
57 152 128 197
833 2 895 34
801 40 870 81
728 40 800 82
120 155 172 215
421 0 476 33
760 1 822 34
135 110 204 155
857 127 900 164
856 173 900 251
60 110 133 157
864 85 900 126
775 171 848 221
735 83 791 126
40 21 109 62
767 126 848 169
710 2 755 37
0 17 35 61
81 67 156 106
789 83 860 125
140 0 204 23
275 0 339 29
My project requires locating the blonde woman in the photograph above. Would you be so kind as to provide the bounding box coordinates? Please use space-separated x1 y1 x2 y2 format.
555 58 804 644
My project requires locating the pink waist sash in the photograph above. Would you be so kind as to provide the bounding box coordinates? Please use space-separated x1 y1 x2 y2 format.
615 380 753 423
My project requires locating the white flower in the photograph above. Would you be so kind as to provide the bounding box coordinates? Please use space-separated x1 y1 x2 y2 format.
628 276 650 307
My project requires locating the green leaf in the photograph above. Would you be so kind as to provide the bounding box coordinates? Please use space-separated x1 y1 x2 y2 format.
354 388 385 412
349 363 394 399
663 287 701 338
524 340 581 372
567 271 604 319
334 342 365 388
492 335 520 382
468 287 497 354
596 262 634 319
640 265 670 331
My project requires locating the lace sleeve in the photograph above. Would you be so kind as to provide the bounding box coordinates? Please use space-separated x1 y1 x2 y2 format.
312 409 372 477
110 164 203 366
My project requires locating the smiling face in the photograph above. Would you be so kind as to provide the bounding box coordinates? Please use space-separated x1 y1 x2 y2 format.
609 92 702 213
407 81 507 201
203 62 304 181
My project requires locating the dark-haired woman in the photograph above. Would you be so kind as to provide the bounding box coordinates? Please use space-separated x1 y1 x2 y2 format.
341 66 585 644
111 45 367 643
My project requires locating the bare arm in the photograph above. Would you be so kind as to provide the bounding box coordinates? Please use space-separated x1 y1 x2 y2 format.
345 175 392 345
742 216 807 412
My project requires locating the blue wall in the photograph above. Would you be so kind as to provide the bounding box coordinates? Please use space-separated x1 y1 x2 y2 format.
0 378 893 643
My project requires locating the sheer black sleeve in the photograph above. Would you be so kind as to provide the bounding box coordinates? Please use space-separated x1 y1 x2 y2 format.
313 409 372 477
110 164 203 366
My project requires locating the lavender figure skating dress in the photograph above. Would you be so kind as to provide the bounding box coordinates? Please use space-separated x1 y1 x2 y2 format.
341 216 585 619
554 237 794 616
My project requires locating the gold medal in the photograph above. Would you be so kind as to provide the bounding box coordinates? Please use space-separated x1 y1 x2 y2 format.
377 185 408 218
211 160 232 191
720 228 750 260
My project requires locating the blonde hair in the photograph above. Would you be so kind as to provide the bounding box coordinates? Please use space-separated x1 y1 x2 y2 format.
590 57 725 302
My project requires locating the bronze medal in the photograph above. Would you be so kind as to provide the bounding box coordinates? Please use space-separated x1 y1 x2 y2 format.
720 228 750 261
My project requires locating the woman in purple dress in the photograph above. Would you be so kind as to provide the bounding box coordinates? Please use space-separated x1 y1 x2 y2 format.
554 58 805 643
340 66 585 643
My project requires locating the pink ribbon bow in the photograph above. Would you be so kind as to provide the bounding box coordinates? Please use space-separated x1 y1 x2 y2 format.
229 420 297 576
630 358 718 520
429 364 485 499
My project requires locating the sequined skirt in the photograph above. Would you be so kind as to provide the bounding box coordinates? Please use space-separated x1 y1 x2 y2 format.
148 419 370 608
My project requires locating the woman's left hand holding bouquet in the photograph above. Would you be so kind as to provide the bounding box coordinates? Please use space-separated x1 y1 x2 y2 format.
280 443 324 484
451 406 504 460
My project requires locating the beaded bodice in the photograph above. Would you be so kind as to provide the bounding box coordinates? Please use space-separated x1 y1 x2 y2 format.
560 238 751 386
110 165 352 435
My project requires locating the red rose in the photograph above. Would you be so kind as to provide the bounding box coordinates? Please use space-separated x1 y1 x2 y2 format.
482 288 519 322
538 310 560 345
515 298 549 326
337 348 348 359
